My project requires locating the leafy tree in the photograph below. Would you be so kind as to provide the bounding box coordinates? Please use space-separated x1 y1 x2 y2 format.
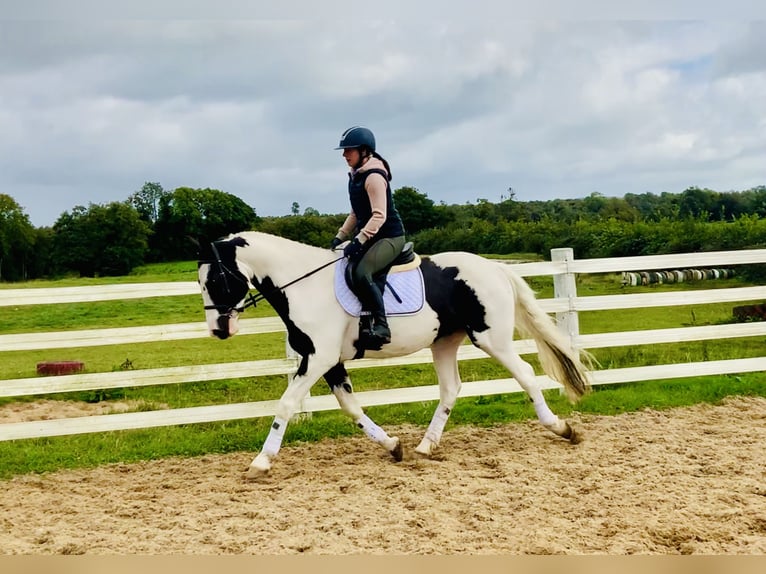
745 185 766 217
600 197 640 222
27 226 55 279
257 213 344 247
715 191 748 221
494 197 525 222
52 202 150 277
128 181 168 225
474 198 503 224
154 187 259 260
624 192 670 221
679 186 716 220
393 186 445 234
582 192 608 217
0 194 36 281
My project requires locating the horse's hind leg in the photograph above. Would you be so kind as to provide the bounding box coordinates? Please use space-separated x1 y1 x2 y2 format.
415 332 464 457
481 339 576 442
324 363 402 461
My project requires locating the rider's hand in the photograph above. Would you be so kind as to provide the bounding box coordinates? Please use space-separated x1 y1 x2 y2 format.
343 238 364 259
330 237 343 250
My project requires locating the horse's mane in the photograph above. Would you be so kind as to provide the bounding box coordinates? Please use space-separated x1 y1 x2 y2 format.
233 231 336 259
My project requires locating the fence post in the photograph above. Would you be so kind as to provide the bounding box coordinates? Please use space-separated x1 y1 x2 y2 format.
551 247 580 346
285 336 312 422
551 247 580 397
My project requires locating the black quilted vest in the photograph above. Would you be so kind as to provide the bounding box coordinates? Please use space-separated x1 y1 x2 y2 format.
347 168 405 241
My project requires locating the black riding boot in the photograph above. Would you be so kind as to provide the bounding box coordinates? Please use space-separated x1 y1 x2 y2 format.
355 277 391 346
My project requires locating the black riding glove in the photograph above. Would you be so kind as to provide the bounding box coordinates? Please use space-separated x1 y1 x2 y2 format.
343 238 364 259
330 237 343 250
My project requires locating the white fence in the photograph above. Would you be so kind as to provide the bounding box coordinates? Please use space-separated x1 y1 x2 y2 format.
1 248 765 442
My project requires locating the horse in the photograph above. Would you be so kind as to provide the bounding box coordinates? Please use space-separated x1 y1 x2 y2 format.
197 231 591 477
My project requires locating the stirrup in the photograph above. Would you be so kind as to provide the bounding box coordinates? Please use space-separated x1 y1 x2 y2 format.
358 315 373 336
364 319 391 346
359 332 389 350
370 323 391 343
356 316 390 350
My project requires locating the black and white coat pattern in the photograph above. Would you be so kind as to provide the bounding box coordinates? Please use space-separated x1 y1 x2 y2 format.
198 232 591 476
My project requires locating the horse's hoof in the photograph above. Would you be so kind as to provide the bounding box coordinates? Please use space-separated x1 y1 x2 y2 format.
389 437 403 462
563 423 583 445
414 438 434 457
245 466 268 480
245 462 271 478
246 454 272 477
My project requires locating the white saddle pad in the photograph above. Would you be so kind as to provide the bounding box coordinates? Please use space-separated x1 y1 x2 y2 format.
334 259 425 317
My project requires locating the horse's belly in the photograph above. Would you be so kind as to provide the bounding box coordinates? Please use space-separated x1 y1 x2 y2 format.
368 311 443 358
362 339 433 359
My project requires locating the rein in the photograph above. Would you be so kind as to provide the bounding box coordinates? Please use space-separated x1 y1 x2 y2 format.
203 242 345 314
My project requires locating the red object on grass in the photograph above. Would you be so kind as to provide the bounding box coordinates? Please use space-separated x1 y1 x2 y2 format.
36 361 84 376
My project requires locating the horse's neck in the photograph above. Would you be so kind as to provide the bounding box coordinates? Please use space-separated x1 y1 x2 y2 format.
236 232 334 284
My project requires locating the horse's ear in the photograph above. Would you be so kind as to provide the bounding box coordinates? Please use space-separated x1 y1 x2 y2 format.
190 236 211 260
230 235 249 248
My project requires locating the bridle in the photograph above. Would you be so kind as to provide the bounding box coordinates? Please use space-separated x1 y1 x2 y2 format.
201 242 259 316
201 241 345 317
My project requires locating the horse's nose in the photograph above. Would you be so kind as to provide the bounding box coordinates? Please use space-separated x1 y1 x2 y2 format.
214 315 231 340
212 329 230 340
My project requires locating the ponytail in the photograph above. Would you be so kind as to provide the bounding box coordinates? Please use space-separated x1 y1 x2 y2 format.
373 151 392 181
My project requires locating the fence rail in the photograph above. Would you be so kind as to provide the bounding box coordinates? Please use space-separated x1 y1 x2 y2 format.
1 248 765 441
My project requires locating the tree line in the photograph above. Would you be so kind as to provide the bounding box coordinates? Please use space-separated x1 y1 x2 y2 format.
1 183 765 282
0 183 258 281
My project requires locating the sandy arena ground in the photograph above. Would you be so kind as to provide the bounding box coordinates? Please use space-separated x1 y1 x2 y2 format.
0 395 764 555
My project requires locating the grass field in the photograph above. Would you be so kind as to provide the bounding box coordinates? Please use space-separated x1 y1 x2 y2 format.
0 259 764 479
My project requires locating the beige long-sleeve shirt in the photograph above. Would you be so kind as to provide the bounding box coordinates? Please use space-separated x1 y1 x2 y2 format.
336 156 389 244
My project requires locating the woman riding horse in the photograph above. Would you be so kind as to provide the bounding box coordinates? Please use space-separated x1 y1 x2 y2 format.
330 126 406 348
198 231 592 476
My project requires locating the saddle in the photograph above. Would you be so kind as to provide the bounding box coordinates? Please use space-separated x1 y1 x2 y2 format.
336 242 423 357
343 241 419 295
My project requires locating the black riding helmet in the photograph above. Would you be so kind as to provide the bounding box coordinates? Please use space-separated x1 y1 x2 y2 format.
334 126 376 152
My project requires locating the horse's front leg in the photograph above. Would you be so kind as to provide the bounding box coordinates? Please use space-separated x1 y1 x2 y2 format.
323 363 402 461
247 358 333 478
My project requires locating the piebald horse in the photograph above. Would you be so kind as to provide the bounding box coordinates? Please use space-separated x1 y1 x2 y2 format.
198 231 591 477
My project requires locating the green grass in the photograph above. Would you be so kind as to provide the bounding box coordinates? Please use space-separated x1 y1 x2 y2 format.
0 261 764 479
0 333 288 383
0 260 198 289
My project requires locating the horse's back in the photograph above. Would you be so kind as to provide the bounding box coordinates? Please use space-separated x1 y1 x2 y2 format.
426 251 508 284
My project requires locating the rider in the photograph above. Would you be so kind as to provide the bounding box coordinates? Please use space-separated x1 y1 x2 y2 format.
330 126 406 346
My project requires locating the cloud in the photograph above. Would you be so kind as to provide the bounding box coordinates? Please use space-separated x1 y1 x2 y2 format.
0 20 764 227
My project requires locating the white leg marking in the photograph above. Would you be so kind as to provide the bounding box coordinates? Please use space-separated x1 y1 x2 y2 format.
261 416 288 457
332 373 399 454
356 413 399 452
416 334 463 457
482 340 569 436
532 399 559 428
416 404 453 456
247 415 288 476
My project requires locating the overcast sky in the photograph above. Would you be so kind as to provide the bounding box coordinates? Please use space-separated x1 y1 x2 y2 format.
1 15 765 227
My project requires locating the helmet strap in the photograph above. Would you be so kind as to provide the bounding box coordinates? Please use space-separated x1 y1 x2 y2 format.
352 147 370 170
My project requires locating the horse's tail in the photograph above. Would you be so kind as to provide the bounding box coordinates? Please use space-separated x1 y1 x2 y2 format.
501 265 592 403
